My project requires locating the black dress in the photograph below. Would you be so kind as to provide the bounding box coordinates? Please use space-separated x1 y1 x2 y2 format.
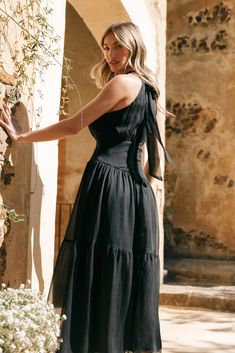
49 80 171 353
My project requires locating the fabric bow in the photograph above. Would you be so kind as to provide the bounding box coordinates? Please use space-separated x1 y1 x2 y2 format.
145 84 172 181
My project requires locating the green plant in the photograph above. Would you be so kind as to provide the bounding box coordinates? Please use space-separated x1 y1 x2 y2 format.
0 0 75 119
0 204 24 246
0 203 24 222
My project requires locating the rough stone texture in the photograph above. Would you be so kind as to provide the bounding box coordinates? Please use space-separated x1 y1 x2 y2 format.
0 242 7 284
165 0 235 260
0 83 15 180
0 127 8 175
0 103 32 287
0 66 15 86
0 0 33 286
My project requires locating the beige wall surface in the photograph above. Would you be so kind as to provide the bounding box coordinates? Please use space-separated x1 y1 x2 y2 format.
165 0 235 259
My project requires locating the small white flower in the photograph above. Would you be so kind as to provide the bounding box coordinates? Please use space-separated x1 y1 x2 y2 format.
10 343 17 350
15 331 26 339
62 314 67 320
23 304 31 312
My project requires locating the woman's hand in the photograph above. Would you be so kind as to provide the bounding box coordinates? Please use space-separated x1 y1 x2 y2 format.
0 103 23 142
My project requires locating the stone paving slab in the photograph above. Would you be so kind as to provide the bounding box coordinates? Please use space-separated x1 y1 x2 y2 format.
160 306 235 353
160 284 235 312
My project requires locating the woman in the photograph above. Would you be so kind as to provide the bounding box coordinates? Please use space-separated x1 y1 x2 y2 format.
0 22 171 353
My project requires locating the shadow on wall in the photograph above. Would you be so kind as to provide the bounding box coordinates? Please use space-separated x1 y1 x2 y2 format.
27 145 44 293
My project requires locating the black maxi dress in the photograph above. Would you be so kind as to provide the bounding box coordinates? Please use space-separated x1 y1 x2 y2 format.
49 80 171 353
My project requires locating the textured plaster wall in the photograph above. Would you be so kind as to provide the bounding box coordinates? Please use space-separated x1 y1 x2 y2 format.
165 1 235 259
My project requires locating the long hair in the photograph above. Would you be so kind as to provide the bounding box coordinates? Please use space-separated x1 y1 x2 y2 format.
90 22 160 97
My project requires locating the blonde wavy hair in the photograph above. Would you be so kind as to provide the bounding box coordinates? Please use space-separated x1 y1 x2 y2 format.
90 22 160 97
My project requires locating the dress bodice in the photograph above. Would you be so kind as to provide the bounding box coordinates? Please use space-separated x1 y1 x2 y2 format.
89 80 146 147
89 80 171 184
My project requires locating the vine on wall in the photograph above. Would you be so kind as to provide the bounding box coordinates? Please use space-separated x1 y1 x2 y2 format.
0 0 75 180
0 203 24 242
0 0 74 118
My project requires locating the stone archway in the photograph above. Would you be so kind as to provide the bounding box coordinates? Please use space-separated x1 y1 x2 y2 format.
68 0 129 43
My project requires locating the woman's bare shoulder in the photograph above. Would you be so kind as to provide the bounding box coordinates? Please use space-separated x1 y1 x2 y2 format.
104 74 142 98
108 73 141 87
101 74 142 112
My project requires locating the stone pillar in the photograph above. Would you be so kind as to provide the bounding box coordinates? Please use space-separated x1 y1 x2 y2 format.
0 0 66 295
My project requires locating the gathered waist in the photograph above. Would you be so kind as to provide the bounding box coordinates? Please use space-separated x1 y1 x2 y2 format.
90 140 148 186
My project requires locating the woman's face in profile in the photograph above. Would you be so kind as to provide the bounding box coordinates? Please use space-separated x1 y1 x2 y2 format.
102 32 130 74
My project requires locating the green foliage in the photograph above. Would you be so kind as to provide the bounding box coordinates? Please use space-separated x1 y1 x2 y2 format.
0 203 24 224
0 0 74 117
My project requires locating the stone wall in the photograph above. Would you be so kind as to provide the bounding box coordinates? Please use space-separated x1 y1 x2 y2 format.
0 0 66 294
165 1 235 260
0 64 32 286
0 104 32 287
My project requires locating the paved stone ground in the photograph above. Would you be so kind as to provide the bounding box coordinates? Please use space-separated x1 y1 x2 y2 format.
159 306 235 353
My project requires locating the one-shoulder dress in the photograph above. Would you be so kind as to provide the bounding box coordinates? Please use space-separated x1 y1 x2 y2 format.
49 80 171 353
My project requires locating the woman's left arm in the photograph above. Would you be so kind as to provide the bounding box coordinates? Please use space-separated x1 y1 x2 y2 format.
0 75 130 144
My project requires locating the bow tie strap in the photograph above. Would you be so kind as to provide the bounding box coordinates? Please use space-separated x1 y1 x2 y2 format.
145 84 172 181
